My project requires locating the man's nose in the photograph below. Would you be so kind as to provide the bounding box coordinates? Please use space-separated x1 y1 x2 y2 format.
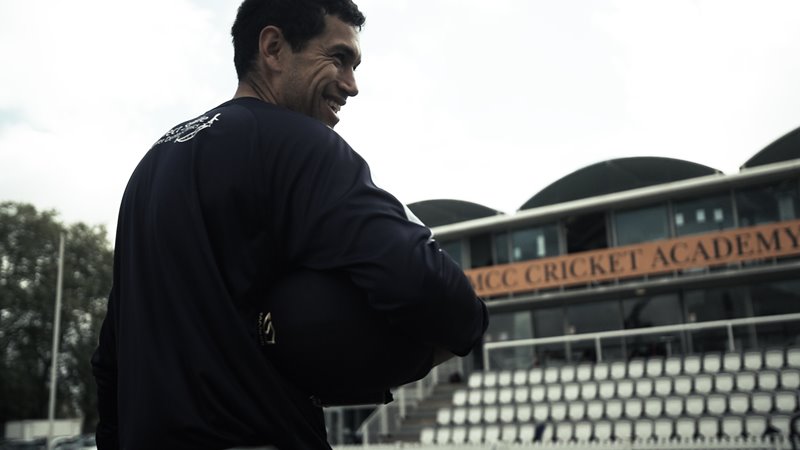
339 70 358 97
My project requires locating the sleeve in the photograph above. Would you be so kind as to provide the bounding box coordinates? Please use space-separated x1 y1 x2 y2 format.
274 129 488 356
91 292 119 450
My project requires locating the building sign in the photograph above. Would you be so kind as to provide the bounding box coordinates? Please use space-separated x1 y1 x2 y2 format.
465 219 800 297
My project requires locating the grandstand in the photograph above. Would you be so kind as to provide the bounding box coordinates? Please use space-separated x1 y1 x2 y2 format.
331 126 800 449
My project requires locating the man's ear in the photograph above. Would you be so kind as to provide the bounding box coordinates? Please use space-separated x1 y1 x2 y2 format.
258 25 287 72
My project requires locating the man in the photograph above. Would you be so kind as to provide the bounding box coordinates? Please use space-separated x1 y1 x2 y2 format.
92 1 488 449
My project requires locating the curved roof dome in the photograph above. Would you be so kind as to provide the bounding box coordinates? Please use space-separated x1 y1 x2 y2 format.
741 126 800 169
407 199 503 227
520 157 721 210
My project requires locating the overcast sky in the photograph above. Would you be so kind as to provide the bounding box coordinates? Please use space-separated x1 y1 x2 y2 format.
2 0 800 238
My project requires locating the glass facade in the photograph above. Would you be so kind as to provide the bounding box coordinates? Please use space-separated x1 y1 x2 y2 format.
614 204 670 245
736 179 800 226
510 224 559 262
673 193 735 236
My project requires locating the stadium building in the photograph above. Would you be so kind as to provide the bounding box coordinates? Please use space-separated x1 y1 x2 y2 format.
331 126 800 448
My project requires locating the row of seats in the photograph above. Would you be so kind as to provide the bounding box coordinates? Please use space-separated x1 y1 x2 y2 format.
470 347 800 388
421 414 798 445
438 391 799 425
456 369 800 405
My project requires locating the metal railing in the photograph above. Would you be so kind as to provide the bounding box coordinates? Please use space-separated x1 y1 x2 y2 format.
357 356 465 445
483 313 800 370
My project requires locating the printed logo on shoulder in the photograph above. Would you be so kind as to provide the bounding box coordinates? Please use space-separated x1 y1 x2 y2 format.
154 113 222 145
257 311 276 346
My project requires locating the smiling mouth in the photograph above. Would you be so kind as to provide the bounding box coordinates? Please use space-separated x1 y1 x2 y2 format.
327 100 342 114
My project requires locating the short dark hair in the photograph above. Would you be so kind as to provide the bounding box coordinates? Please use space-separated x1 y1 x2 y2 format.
231 0 366 80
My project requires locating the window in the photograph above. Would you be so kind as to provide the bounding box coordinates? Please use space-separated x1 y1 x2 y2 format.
566 300 624 361
736 179 800 227
684 286 753 352
510 224 559 262
673 193 734 236
614 204 669 245
440 240 463 267
469 234 492 268
485 311 534 370
494 232 510 265
565 212 608 253
623 294 684 358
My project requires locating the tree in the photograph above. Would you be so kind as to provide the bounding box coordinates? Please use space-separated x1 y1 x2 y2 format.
0 201 113 434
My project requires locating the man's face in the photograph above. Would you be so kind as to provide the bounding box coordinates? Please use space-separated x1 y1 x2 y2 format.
277 15 361 128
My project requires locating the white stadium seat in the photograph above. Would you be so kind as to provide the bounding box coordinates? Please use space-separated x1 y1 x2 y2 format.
500 424 518 443
467 389 482 406
769 414 792 438
706 394 727 416
606 399 623 420
550 402 568 421
728 393 749 415
546 383 563 402
624 398 643 419
581 381 598 400
517 404 532 422
513 369 527 386
714 372 735 393
499 405 515 423
528 368 544 385
576 363 593 382
674 375 692 396
685 395 705 417
721 415 743 439
555 421 574 443
664 396 684 418
723 352 742 372
511 387 526 404
530 385 546 402
467 407 482 425
452 389 467 406
518 423 536 443
435 426 451 444
483 406 499 424
484 424 501 444
787 348 800 368
561 365 576 383
647 358 665 377
482 388 498 405
764 349 785 370
665 356 684 376
452 407 467 425
467 426 483 444
634 419 654 441
694 373 713 394
616 379 634 399
483 371 498 388
598 380 615 399
682 355 701 375
775 390 798 413
751 391 773 414
610 361 627 380
420 427 435 445
498 387 514 404
563 382 580 401
675 417 696 441
593 362 610 380
628 359 645 378
644 397 663 418
736 371 757 392
614 420 633 441
743 350 763 371
568 401 586 421
575 421 593 442
436 407 451 426
744 414 768 438
780 368 800 390
654 377 672 396
497 370 512 387
586 399 604 420
697 417 719 440
544 366 560 384
594 420 613 441
532 404 548 422
654 418 673 441
467 372 483 389
635 378 653 397
757 369 779 391
451 426 467 444
703 353 722 373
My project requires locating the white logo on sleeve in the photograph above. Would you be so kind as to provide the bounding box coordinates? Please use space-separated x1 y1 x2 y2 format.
155 113 222 145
